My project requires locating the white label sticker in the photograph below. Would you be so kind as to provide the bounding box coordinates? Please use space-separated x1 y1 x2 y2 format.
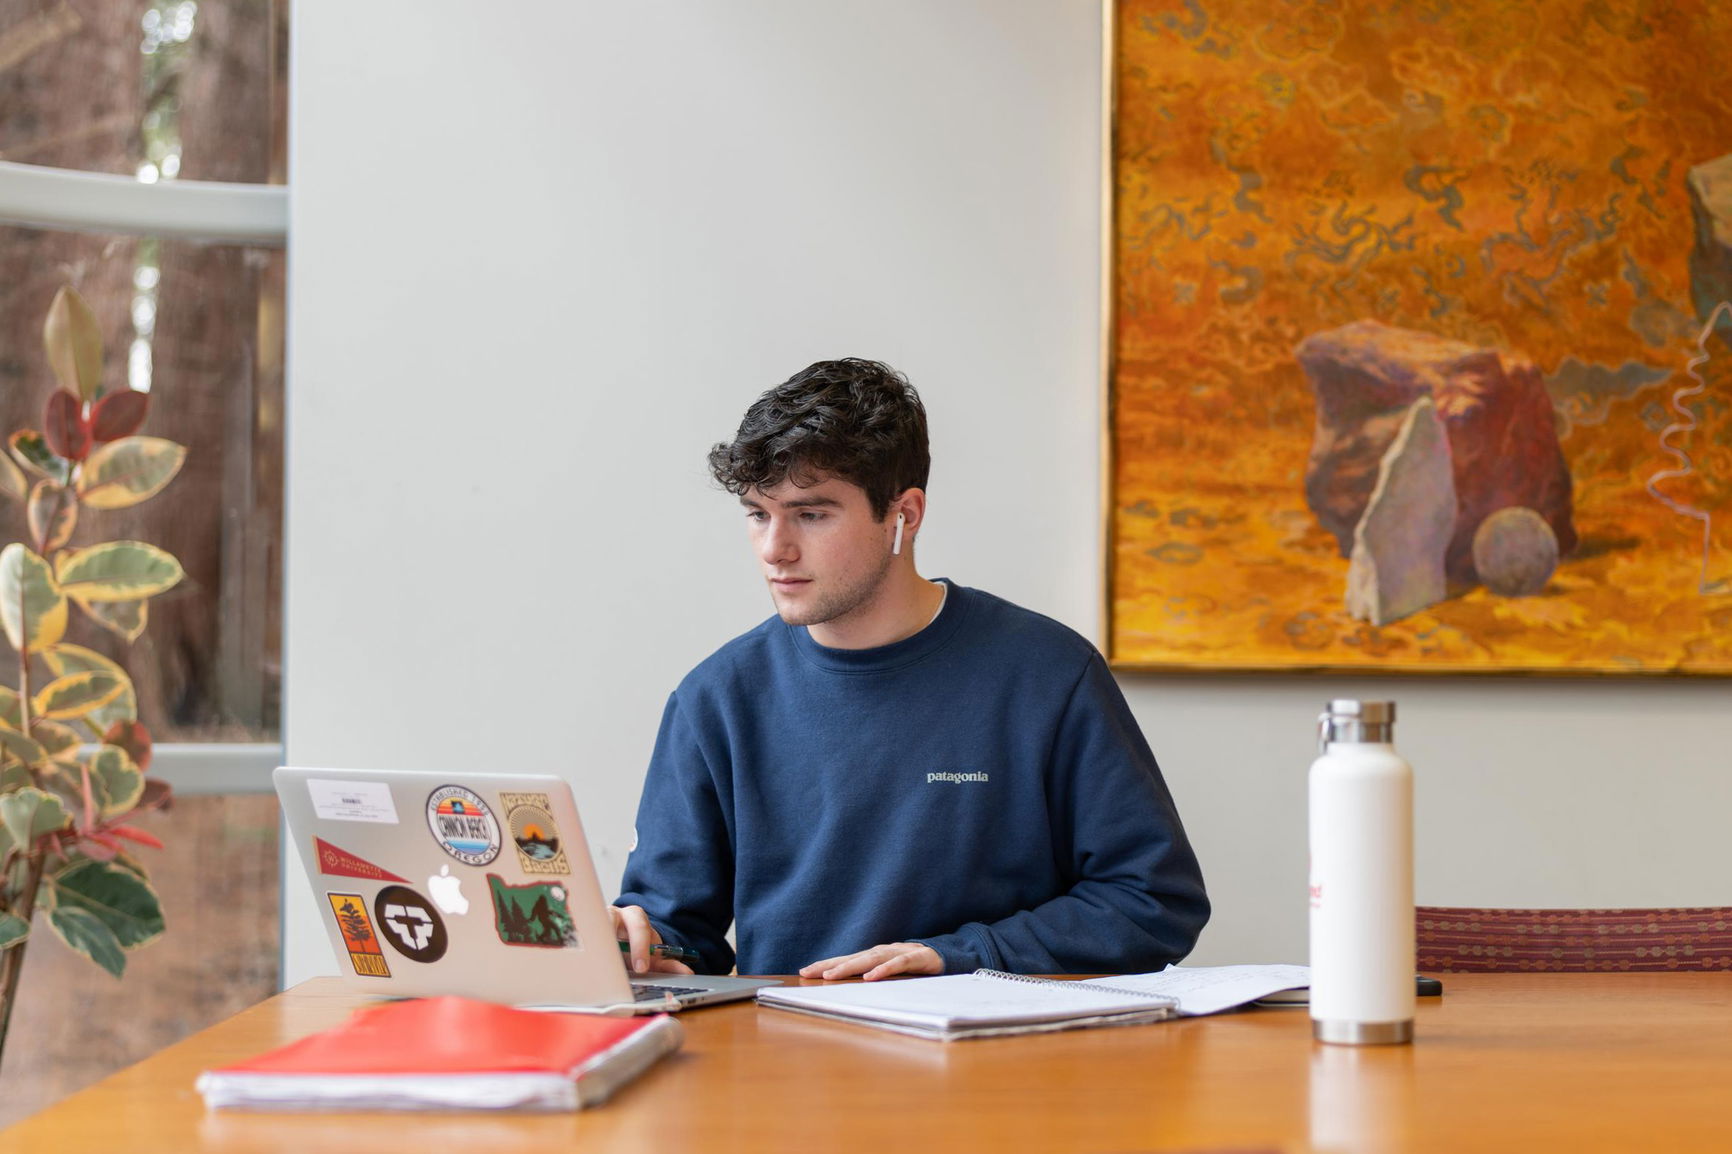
307 779 400 824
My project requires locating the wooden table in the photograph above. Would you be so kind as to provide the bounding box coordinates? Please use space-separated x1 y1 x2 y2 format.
2 973 1729 1153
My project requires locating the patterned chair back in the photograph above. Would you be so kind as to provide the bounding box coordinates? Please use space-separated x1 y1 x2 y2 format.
1416 906 1732 972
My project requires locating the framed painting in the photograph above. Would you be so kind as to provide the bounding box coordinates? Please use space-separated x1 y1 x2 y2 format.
1107 0 1732 673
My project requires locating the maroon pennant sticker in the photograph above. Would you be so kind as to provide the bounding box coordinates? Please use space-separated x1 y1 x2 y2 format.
314 836 408 883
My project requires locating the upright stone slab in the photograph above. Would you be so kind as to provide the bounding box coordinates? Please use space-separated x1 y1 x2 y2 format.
1298 319 1576 583
1687 153 1732 332
1345 397 1456 625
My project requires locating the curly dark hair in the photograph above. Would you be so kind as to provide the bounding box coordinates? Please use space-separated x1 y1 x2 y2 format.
708 358 930 520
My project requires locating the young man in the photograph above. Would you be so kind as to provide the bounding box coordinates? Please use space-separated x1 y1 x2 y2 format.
613 358 1208 979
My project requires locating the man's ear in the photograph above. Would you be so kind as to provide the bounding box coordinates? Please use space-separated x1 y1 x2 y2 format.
890 488 928 552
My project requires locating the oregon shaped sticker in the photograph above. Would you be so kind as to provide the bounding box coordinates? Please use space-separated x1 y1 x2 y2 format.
500 791 570 875
487 873 579 949
425 785 501 866
326 892 391 978
373 884 449 963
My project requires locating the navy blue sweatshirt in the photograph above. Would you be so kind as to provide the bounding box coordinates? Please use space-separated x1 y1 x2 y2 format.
615 583 1209 975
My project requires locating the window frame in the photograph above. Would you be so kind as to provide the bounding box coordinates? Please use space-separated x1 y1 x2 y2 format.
0 158 288 791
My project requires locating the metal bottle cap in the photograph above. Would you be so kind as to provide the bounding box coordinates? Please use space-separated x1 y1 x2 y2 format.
1317 700 1396 749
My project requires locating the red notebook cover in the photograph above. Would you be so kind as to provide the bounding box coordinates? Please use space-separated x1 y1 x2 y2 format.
197 997 683 1111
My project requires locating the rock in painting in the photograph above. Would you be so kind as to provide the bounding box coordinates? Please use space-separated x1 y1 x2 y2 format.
1472 507 1559 596
1345 398 1456 625
1687 153 1732 330
1298 320 1576 582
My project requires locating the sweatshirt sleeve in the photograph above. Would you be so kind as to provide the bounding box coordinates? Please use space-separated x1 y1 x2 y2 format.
614 692 738 975
914 654 1210 974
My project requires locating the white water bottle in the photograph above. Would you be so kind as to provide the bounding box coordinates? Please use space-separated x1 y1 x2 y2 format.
1309 699 1414 1045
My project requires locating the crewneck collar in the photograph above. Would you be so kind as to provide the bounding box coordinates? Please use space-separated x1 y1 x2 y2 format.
787 579 970 674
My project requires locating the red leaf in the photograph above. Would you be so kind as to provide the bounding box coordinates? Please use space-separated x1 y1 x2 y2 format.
89 389 149 442
107 824 165 850
81 834 120 862
42 390 91 461
102 720 153 772
138 778 174 812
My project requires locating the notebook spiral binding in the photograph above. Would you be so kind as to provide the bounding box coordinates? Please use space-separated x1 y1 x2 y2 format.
974 970 1178 1006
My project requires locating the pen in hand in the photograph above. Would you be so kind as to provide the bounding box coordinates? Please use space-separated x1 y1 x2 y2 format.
617 939 699 963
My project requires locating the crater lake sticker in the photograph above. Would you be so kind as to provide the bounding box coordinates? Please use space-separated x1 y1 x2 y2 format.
425 785 501 866
500 791 570 875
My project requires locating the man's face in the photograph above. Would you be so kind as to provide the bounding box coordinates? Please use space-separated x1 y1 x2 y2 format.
743 475 896 629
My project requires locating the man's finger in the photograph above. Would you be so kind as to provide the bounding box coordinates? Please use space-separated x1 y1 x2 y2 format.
613 904 657 974
862 954 911 981
863 944 940 981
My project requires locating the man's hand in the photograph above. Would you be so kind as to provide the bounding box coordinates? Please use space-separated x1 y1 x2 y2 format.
799 942 943 981
610 904 695 975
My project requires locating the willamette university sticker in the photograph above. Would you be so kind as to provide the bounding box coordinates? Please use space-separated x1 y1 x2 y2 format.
486 873 579 948
373 884 449 963
425 785 502 866
314 836 408 883
500 791 570 875
326 892 391 977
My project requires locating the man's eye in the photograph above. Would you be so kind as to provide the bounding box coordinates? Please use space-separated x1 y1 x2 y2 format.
799 511 825 522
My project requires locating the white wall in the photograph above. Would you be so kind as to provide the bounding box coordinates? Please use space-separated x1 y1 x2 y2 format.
285 1 1731 983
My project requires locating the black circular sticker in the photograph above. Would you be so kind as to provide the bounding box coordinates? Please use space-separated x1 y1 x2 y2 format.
373 885 448 963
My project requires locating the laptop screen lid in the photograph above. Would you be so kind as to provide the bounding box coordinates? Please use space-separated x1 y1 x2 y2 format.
276 766 651 1012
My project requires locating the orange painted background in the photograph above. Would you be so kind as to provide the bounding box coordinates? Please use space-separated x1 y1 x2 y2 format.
1111 0 1732 672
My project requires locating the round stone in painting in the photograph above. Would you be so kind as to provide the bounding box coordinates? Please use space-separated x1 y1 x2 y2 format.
425 785 502 866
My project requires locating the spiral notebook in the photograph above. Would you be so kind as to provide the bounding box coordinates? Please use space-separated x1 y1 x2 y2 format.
755 970 1181 1040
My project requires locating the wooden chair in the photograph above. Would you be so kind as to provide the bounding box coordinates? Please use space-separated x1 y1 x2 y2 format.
1416 906 1732 972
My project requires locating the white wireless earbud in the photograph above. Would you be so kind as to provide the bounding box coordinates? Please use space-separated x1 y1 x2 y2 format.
892 512 905 555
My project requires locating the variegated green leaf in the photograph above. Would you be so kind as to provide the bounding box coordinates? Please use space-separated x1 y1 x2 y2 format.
27 480 78 552
0 728 46 766
49 859 163 950
0 762 30 792
31 719 81 759
44 287 105 403
0 686 20 729
88 745 143 818
74 596 147 643
0 912 28 952
47 905 126 977
0 544 69 652
32 671 124 721
0 451 27 501
0 786 70 848
9 431 67 484
75 438 185 510
32 762 83 821
39 645 136 730
54 542 183 603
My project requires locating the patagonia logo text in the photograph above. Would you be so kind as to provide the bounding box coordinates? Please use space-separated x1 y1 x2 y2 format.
927 771 989 784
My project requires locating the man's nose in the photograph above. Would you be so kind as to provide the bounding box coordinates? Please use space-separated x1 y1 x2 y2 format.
760 519 796 565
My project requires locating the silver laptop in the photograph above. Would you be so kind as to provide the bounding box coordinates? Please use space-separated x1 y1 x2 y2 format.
275 766 777 1013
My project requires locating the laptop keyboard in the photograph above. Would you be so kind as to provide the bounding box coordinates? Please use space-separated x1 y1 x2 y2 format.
633 983 708 1001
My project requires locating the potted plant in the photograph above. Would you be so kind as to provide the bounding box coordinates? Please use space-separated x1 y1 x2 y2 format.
0 286 183 1064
